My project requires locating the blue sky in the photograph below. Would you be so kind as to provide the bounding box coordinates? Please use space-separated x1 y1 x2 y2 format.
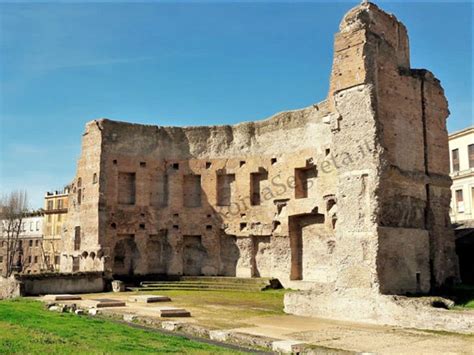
0 1 472 209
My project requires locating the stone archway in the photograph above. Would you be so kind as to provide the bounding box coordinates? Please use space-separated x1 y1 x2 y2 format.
113 235 140 276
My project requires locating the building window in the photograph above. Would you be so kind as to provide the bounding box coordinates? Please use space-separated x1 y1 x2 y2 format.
74 226 81 251
36 221 40 231
455 189 464 213
77 178 82 205
118 172 136 205
29 240 33 247
54 255 60 265
472 187 474 213
0 256 3 263
47 215 52 223
153 173 168 208
29 222 33 231
34 256 38 263
295 166 317 199
183 174 202 207
469 144 474 168
58 214 62 222
452 149 459 172
72 257 80 272
28 256 32 264
217 174 235 206
47 200 53 210
93 173 98 184
250 170 268 206
57 199 63 209
35 240 39 247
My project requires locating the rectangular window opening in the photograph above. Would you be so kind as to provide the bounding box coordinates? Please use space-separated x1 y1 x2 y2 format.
250 170 268 206
452 149 460 172
455 189 464 213
74 226 81 251
217 174 235 206
468 144 474 168
295 166 317 199
118 172 136 205
183 174 202 207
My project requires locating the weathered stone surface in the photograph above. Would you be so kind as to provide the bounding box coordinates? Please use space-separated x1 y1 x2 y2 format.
88 308 100 316
161 321 182 331
16 273 104 296
87 299 126 308
285 291 474 334
153 307 191 318
0 276 23 300
58 2 460 328
272 340 307 354
111 280 125 293
209 330 229 342
128 295 171 303
123 314 137 322
43 294 82 301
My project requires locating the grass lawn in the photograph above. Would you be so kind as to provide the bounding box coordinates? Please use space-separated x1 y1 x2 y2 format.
0 299 242 354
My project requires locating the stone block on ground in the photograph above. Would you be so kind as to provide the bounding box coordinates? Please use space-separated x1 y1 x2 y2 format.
272 340 307 354
153 307 191 317
127 295 171 303
43 294 82 301
161 321 182 331
88 308 100 316
88 298 126 308
209 330 230 342
123 314 137 322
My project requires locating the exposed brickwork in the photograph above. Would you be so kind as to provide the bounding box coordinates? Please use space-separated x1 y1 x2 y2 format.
60 3 458 303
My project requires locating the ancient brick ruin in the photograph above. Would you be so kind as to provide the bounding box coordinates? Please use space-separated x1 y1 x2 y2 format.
60 2 459 303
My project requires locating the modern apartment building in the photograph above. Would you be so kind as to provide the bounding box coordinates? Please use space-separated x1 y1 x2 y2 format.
449 126 474 223
43 188 69 271
0 211 44 275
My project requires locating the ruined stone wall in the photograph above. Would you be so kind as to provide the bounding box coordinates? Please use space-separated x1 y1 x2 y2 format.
64 108 338 284
61 121 104 273
61 2 458 297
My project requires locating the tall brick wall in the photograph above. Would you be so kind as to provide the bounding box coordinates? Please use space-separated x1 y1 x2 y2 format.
60 2 458 297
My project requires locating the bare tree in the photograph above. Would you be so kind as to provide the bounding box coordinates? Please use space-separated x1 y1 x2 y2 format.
40 239 58 272
0 190 29 277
